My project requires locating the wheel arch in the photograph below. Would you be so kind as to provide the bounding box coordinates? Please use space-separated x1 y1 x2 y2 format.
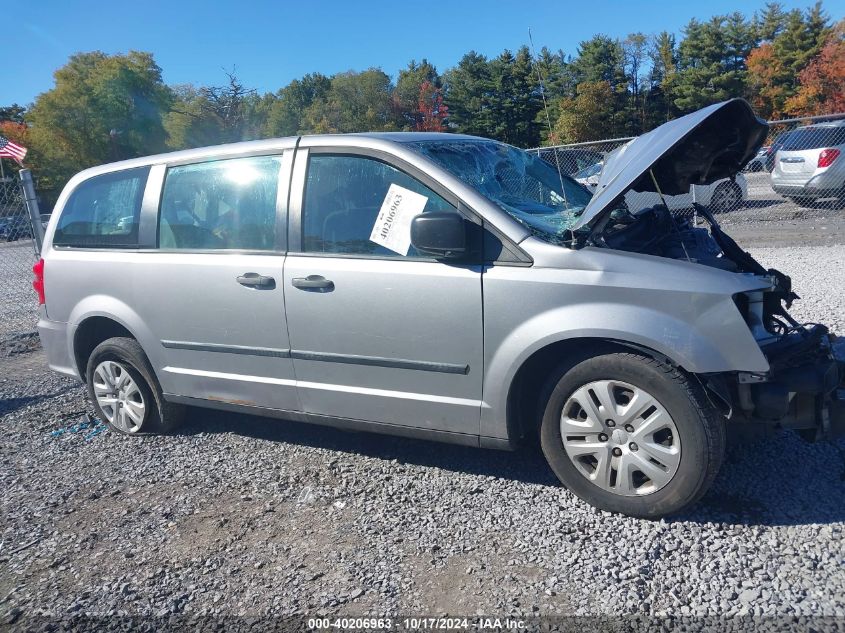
65 294 164 382
72 315 138 379
504 337 677 446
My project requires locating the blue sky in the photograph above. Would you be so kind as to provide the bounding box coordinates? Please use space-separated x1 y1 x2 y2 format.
5 0 839 106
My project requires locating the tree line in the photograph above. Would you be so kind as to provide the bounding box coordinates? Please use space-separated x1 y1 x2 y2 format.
1 1 842 201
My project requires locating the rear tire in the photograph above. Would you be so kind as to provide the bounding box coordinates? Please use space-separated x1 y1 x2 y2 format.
85 337 184 435
539 352 725 519
787 196 815 207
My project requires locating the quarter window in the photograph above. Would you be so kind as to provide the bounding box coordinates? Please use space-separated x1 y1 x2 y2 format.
302 154 455 257
53 167 149 248
159 155 282 251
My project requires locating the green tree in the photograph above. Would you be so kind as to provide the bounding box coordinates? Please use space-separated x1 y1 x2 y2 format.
164 72 261 149
302 69 398 133
261 73 331 137
570 35 626 88
552 81 615 143
646 31 678 126
672 15 756 112
569 35 628 134
443 51 494 137
444 47 541 146
754 2 788 42
532 47 574 143
0 104 26 124
623 33 648 133
26 50 172 188
487 47 542 146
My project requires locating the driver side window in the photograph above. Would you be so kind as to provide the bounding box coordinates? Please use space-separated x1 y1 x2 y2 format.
301 154 454 257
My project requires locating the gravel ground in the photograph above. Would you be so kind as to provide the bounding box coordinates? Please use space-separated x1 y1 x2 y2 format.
0 240 39 350
1 245 844 626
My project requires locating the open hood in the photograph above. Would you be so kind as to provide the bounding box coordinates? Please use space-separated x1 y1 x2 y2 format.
572 99 768 232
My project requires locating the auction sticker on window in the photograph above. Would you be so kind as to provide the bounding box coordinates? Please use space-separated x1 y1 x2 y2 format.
369 184 428 255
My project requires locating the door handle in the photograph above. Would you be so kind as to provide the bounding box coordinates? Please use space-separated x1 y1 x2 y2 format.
237 272 275 288
291 275 334 291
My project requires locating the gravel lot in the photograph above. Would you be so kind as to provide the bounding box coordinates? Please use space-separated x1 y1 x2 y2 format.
1 245 844 626
0 240 39 352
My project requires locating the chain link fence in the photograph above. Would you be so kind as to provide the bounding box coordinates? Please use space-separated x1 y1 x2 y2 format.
531 113 845 245
0 177 41 354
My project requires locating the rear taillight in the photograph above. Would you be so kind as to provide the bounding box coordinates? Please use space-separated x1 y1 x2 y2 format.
818 148 841 168
33 258 45 305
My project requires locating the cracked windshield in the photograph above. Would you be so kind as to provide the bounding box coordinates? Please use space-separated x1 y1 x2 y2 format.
410 140 592 243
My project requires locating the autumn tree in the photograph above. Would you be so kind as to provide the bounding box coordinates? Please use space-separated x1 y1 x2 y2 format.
747 2 830 117
785 18 845 114
394 59 440 130
414 81 448 132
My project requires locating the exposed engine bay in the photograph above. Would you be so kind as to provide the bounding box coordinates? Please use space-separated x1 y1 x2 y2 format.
595 199 845 440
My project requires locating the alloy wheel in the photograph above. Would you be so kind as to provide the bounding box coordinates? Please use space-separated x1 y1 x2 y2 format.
711 183 741 213
92 360 146 433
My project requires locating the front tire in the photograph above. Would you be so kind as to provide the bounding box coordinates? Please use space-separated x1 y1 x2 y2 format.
710 181 743 214
539 352 725 519
86 337 184 435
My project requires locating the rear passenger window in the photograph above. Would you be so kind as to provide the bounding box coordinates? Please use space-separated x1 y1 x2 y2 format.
53 167 149 248
159 155 281 251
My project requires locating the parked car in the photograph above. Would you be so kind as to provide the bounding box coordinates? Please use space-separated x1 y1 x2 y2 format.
759 131 796 172
35 99 844 518
771 120 845 204
537 147 605 175
743 146 769 172
0 214 32 241
574 159 747 214
40 214 52 231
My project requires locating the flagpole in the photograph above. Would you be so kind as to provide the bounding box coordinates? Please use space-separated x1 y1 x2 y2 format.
0 157 6 182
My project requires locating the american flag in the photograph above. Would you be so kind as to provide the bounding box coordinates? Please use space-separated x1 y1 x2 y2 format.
0 135 27 165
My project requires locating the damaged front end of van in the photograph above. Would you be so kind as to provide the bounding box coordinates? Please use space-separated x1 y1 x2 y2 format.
571 98 845 440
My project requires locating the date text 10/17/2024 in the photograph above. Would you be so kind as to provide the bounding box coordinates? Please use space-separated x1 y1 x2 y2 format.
307 617 527 631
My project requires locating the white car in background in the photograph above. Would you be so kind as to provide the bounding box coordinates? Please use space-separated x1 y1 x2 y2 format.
574 160 747 214
770 120 845 204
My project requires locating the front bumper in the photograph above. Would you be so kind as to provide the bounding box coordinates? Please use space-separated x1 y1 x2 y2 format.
733 328 845 439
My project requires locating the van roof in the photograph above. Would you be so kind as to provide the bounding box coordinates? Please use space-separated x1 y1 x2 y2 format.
78 132 488 177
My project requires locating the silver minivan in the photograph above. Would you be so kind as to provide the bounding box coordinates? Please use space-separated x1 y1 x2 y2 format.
36 99 844 518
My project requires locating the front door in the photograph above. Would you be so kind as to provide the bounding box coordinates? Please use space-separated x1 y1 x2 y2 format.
283 149 483 436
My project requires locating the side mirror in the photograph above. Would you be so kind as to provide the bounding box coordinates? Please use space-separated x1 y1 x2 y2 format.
410 212 466 259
